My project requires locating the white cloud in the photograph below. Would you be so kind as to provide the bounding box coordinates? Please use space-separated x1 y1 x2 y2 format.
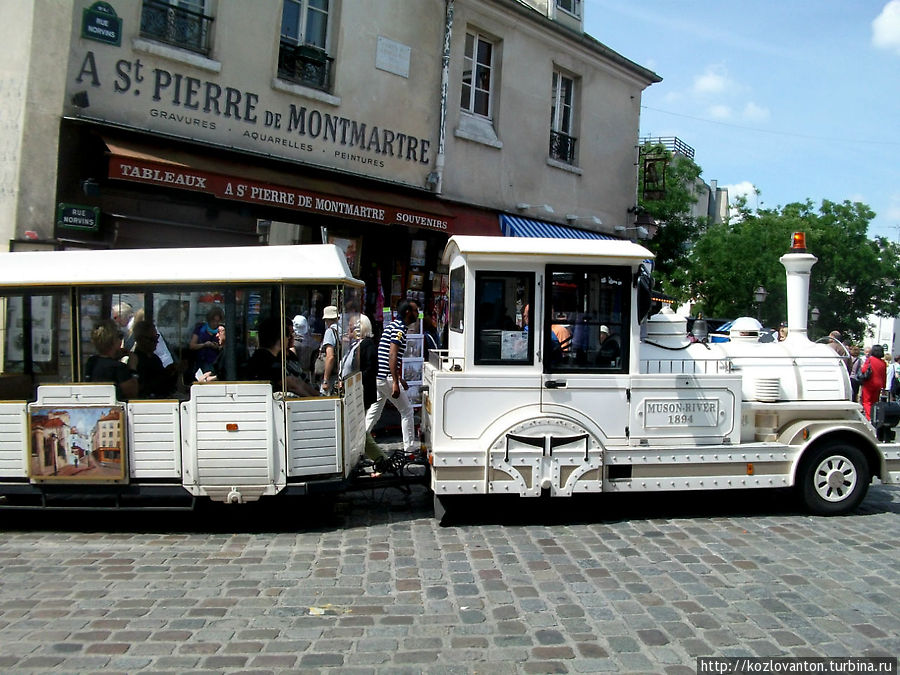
692 64 732 95
873 0 900 54
708 104 733 120
722 181 759 218
741 102 770 122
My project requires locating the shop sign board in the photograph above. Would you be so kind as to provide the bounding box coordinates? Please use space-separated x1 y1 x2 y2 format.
65 40 437 190
82 2 121 46
57 203 101 231
108 154 453 233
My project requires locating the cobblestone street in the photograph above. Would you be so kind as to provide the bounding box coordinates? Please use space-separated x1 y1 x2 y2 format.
0 482 898 673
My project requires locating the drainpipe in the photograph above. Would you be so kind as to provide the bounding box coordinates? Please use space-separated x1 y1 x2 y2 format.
431 0 454 195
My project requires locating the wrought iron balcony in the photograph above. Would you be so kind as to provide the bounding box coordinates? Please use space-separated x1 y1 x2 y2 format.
549 130 577 165
140 0 214 56
278 40 333 92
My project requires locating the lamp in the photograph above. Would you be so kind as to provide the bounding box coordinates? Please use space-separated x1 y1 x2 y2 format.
810 306 820 323
565 214 602 225
516 203 555 214
754 285 768 320
614 224 649 239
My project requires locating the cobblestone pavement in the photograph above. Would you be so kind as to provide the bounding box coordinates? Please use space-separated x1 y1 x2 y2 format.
0 478 898 674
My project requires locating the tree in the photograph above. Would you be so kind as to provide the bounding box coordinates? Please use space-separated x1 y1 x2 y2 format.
637 143 708 292
666 197 900 340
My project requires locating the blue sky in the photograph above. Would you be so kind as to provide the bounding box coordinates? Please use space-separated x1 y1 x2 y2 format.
584 0 900 241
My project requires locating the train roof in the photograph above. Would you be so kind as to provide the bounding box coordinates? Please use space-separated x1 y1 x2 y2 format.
443 235 654 265
0 244 364 288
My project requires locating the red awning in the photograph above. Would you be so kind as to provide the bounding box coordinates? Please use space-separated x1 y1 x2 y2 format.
103 136 475 234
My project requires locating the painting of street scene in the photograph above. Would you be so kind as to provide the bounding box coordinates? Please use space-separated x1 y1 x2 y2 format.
29 406 126 481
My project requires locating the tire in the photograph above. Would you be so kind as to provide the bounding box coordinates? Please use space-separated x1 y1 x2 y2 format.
798 441 870 515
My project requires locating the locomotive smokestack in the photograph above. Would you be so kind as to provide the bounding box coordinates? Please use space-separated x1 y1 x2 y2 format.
779 232 817 343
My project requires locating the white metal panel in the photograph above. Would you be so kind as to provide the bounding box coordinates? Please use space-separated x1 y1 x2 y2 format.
285 397 341 477
0 402 27 477
441 374 542 439
342 373 366 475
182 383 278 500
629 374 741 446
35 385 118 406
0 244 363 288
127 401 182 478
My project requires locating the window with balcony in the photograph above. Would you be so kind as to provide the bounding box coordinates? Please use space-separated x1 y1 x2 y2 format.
140 0 213 56
556 0 582 19
550 70 577 165
278 0 333 92
460 32 495 119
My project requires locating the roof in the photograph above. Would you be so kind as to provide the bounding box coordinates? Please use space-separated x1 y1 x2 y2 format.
443 235 654 266
0 244 364 288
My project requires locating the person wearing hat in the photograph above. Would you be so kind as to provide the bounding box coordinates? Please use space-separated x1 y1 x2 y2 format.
597 324 620 367
319 305 340 395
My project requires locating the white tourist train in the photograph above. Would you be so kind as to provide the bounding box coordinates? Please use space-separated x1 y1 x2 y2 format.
422 232 900 517
0 233 897 515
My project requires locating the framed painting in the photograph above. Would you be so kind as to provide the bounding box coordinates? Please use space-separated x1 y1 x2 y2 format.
28 405 127 482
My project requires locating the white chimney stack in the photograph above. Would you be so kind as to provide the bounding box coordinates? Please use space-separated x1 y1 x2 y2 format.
779 233 817 343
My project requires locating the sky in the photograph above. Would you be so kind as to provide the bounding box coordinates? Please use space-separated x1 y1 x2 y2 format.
583 0 900 241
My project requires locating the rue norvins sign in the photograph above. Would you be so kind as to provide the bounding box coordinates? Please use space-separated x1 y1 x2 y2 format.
110 155 452 233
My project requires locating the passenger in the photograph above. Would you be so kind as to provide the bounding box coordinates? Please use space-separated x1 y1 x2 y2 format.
243 317 317 396
286 321 315 392
132 308 175 369
195 325 226 382
190 306 224 373
84 319 139 400
112 301 135 349
597 324 621 366
129 320 173 398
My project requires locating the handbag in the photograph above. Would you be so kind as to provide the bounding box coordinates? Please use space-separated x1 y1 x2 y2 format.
858 358 873 383
314 325 337 378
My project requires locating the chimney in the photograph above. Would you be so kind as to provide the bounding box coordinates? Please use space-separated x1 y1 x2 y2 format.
779 232 817 343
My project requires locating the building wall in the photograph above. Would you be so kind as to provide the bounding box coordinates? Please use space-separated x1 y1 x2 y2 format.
3 0 658 248
0 0 73 248
443 0 656 232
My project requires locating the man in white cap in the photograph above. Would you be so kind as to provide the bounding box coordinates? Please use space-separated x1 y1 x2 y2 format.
597 324 620 366
319 305 340 394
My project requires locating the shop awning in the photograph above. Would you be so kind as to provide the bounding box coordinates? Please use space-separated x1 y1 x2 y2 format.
100 135 495 235
499 214 615 240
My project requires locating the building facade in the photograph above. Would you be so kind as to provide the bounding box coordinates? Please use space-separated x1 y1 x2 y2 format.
2 0 659 327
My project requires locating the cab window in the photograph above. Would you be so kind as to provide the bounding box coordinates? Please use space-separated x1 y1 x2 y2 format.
545 265 629 373
473 271 534 365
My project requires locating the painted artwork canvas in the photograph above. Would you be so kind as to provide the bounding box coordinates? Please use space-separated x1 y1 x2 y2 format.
29 405 126 482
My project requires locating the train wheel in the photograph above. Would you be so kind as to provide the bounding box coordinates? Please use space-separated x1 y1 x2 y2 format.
798 442 870 515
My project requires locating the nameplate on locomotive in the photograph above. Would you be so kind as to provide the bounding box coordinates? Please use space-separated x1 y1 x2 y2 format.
644 399 719 427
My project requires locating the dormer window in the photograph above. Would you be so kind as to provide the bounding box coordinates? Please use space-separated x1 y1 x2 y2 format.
556 0 582 19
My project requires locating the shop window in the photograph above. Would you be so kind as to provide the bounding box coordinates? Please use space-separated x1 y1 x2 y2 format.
545 266 629 373
474 272 533 366
550 70 577 165
278 0 334 92
139 0 214 56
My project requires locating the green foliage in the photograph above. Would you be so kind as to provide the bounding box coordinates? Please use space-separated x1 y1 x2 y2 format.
637 143 708 292
668 197 898 341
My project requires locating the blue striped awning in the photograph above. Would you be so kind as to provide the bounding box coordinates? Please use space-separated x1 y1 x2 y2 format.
499 214 614 240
